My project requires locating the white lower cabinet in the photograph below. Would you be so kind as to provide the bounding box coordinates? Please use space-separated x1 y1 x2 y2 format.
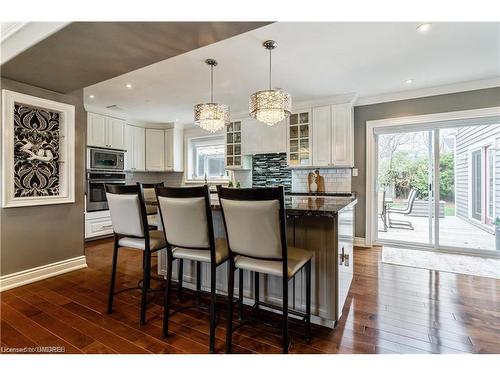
145 128 165 171
85 210 113 239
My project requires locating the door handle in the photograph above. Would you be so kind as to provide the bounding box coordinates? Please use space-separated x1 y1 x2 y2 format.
340 246 345 265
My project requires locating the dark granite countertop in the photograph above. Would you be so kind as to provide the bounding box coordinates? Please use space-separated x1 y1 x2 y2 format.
283 195 357 217
147 194 357 218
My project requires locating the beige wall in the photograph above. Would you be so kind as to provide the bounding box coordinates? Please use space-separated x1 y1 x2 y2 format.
352 86 500 238
0 78 86 276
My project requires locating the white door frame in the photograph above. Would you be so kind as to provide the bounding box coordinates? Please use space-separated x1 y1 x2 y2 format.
365 106 500 253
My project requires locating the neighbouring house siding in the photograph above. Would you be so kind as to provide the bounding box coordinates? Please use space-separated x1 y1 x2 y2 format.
455 123 500 225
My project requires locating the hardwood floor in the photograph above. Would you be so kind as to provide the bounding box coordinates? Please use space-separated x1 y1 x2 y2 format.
1 238 499 354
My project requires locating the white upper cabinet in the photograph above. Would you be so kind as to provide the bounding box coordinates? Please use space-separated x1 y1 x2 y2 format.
87 113 126 150
125 125 145 171
241 117 286 155
307 103 354 168
107 117 126 150
87 113 107 148
145 128 165 171
287 111 311 166
164 128 183 172
125 125 183 172
312 106 331 167
331 104 354 167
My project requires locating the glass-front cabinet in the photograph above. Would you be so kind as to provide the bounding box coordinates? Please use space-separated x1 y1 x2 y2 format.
288 111 311 166
226 120 242 168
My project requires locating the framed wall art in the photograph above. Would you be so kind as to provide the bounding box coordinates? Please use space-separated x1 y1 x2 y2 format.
2 89 75 208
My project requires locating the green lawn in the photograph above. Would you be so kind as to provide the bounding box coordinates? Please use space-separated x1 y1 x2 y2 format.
445 202 455 216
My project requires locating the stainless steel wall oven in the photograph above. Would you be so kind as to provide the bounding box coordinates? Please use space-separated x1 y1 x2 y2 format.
86 147 126 212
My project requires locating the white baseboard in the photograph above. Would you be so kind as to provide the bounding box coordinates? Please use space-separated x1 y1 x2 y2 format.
0 256 87 292
354 237 370 248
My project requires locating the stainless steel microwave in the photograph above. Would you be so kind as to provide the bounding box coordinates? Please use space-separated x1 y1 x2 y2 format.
87 147 125 171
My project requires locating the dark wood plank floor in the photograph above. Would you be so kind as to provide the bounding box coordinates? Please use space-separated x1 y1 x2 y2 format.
1 238 499 354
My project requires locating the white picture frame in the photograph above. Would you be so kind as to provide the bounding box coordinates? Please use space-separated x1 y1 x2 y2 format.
2 89 75 208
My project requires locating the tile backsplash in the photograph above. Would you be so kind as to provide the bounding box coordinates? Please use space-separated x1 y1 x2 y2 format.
292 168 351 193
252 153 291 193
125 171 184 187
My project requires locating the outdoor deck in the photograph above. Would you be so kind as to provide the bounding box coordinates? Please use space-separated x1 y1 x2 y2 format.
378 213 496 251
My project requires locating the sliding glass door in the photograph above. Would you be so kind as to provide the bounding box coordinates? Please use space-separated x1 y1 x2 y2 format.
438 125 498 252
375 122 499 255
376 130 435 246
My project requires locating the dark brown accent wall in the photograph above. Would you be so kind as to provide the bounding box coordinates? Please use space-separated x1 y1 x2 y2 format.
352 86 500 238
0 78 86 275
1 22 271 93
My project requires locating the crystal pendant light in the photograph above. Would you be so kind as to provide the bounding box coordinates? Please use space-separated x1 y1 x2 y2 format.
249 40 291 126
194 59 229 133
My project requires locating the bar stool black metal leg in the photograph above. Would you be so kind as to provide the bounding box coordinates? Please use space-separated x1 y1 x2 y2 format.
107 240 119 314
254 272 260 317
209 263 217 353
162 255 173 338
140 248 151 325
178 259 184 301
282 274 289 354
196 262 202 307
238 268 244 320
145 252 152 292
305 260 312 343
226 258 235 353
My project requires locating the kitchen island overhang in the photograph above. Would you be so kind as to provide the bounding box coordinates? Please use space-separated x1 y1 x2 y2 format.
156 194 357 328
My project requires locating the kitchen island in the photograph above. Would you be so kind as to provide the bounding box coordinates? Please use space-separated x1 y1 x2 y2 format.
156 194 357 328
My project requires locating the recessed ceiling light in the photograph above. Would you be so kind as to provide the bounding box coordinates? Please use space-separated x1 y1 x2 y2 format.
125 83 133 89
416 23 431 33
405 79 413 84
89 94 95 99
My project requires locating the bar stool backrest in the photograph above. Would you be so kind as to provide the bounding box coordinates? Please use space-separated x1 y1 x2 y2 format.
138 182 164 202
156 185 214 250
105 185 147 238
217 186 286 261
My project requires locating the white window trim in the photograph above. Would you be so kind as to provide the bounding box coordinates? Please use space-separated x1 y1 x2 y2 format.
486 144 496 222
184 130 228 184
467 138 496 226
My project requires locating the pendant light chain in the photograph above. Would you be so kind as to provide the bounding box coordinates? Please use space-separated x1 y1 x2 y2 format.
269 47 272 90
210 63 214 103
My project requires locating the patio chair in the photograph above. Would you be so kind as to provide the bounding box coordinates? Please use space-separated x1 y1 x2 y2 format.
378 190 387 232
387 189 417 230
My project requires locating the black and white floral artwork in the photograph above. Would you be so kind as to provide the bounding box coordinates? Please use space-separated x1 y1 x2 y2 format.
13 103 60 197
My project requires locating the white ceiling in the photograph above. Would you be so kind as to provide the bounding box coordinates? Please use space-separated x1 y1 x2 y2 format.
84 22 500 125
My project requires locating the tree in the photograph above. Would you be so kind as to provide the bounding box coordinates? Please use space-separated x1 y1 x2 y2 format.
378 150 455 202
439 152 454 201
